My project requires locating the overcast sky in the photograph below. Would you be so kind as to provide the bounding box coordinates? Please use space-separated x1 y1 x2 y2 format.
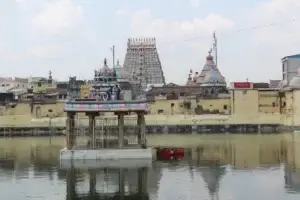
0 0 299 84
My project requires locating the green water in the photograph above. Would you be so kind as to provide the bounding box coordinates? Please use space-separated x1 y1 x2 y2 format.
0 134 300 200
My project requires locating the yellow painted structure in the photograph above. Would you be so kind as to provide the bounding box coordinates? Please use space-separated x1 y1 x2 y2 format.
29 77 50 93
0 102 65 117
197 98 230 114
150 97 181 114
150 96 230 115
2 88 300 126
147 88 300 126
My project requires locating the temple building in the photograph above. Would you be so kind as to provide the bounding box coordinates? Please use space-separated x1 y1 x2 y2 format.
66 77 85 100
89 58 132 101
123 37 166 89
113 60 133 100
89 58 120 101
188 50 228 96
114 60 130 82
114 59 145 100
61 57 150 163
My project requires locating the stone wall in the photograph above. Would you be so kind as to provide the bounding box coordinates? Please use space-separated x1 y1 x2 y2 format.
4 88 300 129
0 102 65 117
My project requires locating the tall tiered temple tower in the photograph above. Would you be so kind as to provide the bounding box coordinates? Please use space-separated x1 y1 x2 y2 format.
123 37 166 89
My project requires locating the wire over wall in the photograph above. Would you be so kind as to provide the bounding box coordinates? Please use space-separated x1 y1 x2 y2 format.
157 17 300 46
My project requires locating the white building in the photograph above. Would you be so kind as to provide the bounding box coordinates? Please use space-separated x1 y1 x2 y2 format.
0 77 28 99
281 54 300 86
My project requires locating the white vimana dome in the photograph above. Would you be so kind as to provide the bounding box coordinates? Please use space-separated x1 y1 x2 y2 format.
201 68 226 87
196 50 226 85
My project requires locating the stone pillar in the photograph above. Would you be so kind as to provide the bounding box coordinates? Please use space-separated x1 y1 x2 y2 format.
89 170 96 196
138 167 148 199
66 168 77 200
137 114 142 145
104 117 108 148
119 168 125 199
138 113 146 148
66 112 75 150
88 114 96 149
118 113 125 148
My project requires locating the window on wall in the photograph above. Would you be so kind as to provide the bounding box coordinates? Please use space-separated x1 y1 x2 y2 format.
283 101 286 107
223 105 228 110
36 106 41 118
171 103 174 107
272 102 276 107
157 109 164 114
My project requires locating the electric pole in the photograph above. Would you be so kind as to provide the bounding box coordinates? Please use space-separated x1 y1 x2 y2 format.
110 45 115 67
213 31 218 67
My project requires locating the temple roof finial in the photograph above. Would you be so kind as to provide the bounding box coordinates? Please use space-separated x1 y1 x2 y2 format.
206 48 213 61
117 59 120 65
49 70 52 79
104 58 107 65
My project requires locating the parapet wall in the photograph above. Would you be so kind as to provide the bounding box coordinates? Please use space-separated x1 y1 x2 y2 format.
4 87 300 128
0 114 281 128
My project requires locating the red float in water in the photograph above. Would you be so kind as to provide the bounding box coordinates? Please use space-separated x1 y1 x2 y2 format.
174 148 184 157
156 147 185 160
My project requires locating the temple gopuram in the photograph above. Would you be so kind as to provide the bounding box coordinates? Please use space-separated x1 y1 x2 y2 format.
60 58 152 168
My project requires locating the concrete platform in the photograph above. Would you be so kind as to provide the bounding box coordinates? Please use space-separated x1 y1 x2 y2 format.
60 159 153 169
59 148 153 169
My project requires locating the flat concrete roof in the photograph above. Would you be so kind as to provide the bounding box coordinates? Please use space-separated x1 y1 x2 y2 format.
282 54 300 60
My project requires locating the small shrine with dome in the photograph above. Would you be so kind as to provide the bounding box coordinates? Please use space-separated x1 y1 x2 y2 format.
187 49 228 96
90 58 121 101
114 60 131 83
61 58 151 167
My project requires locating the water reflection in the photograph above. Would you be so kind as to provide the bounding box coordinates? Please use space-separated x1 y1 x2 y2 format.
0 135 300 199
65 167 149 200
